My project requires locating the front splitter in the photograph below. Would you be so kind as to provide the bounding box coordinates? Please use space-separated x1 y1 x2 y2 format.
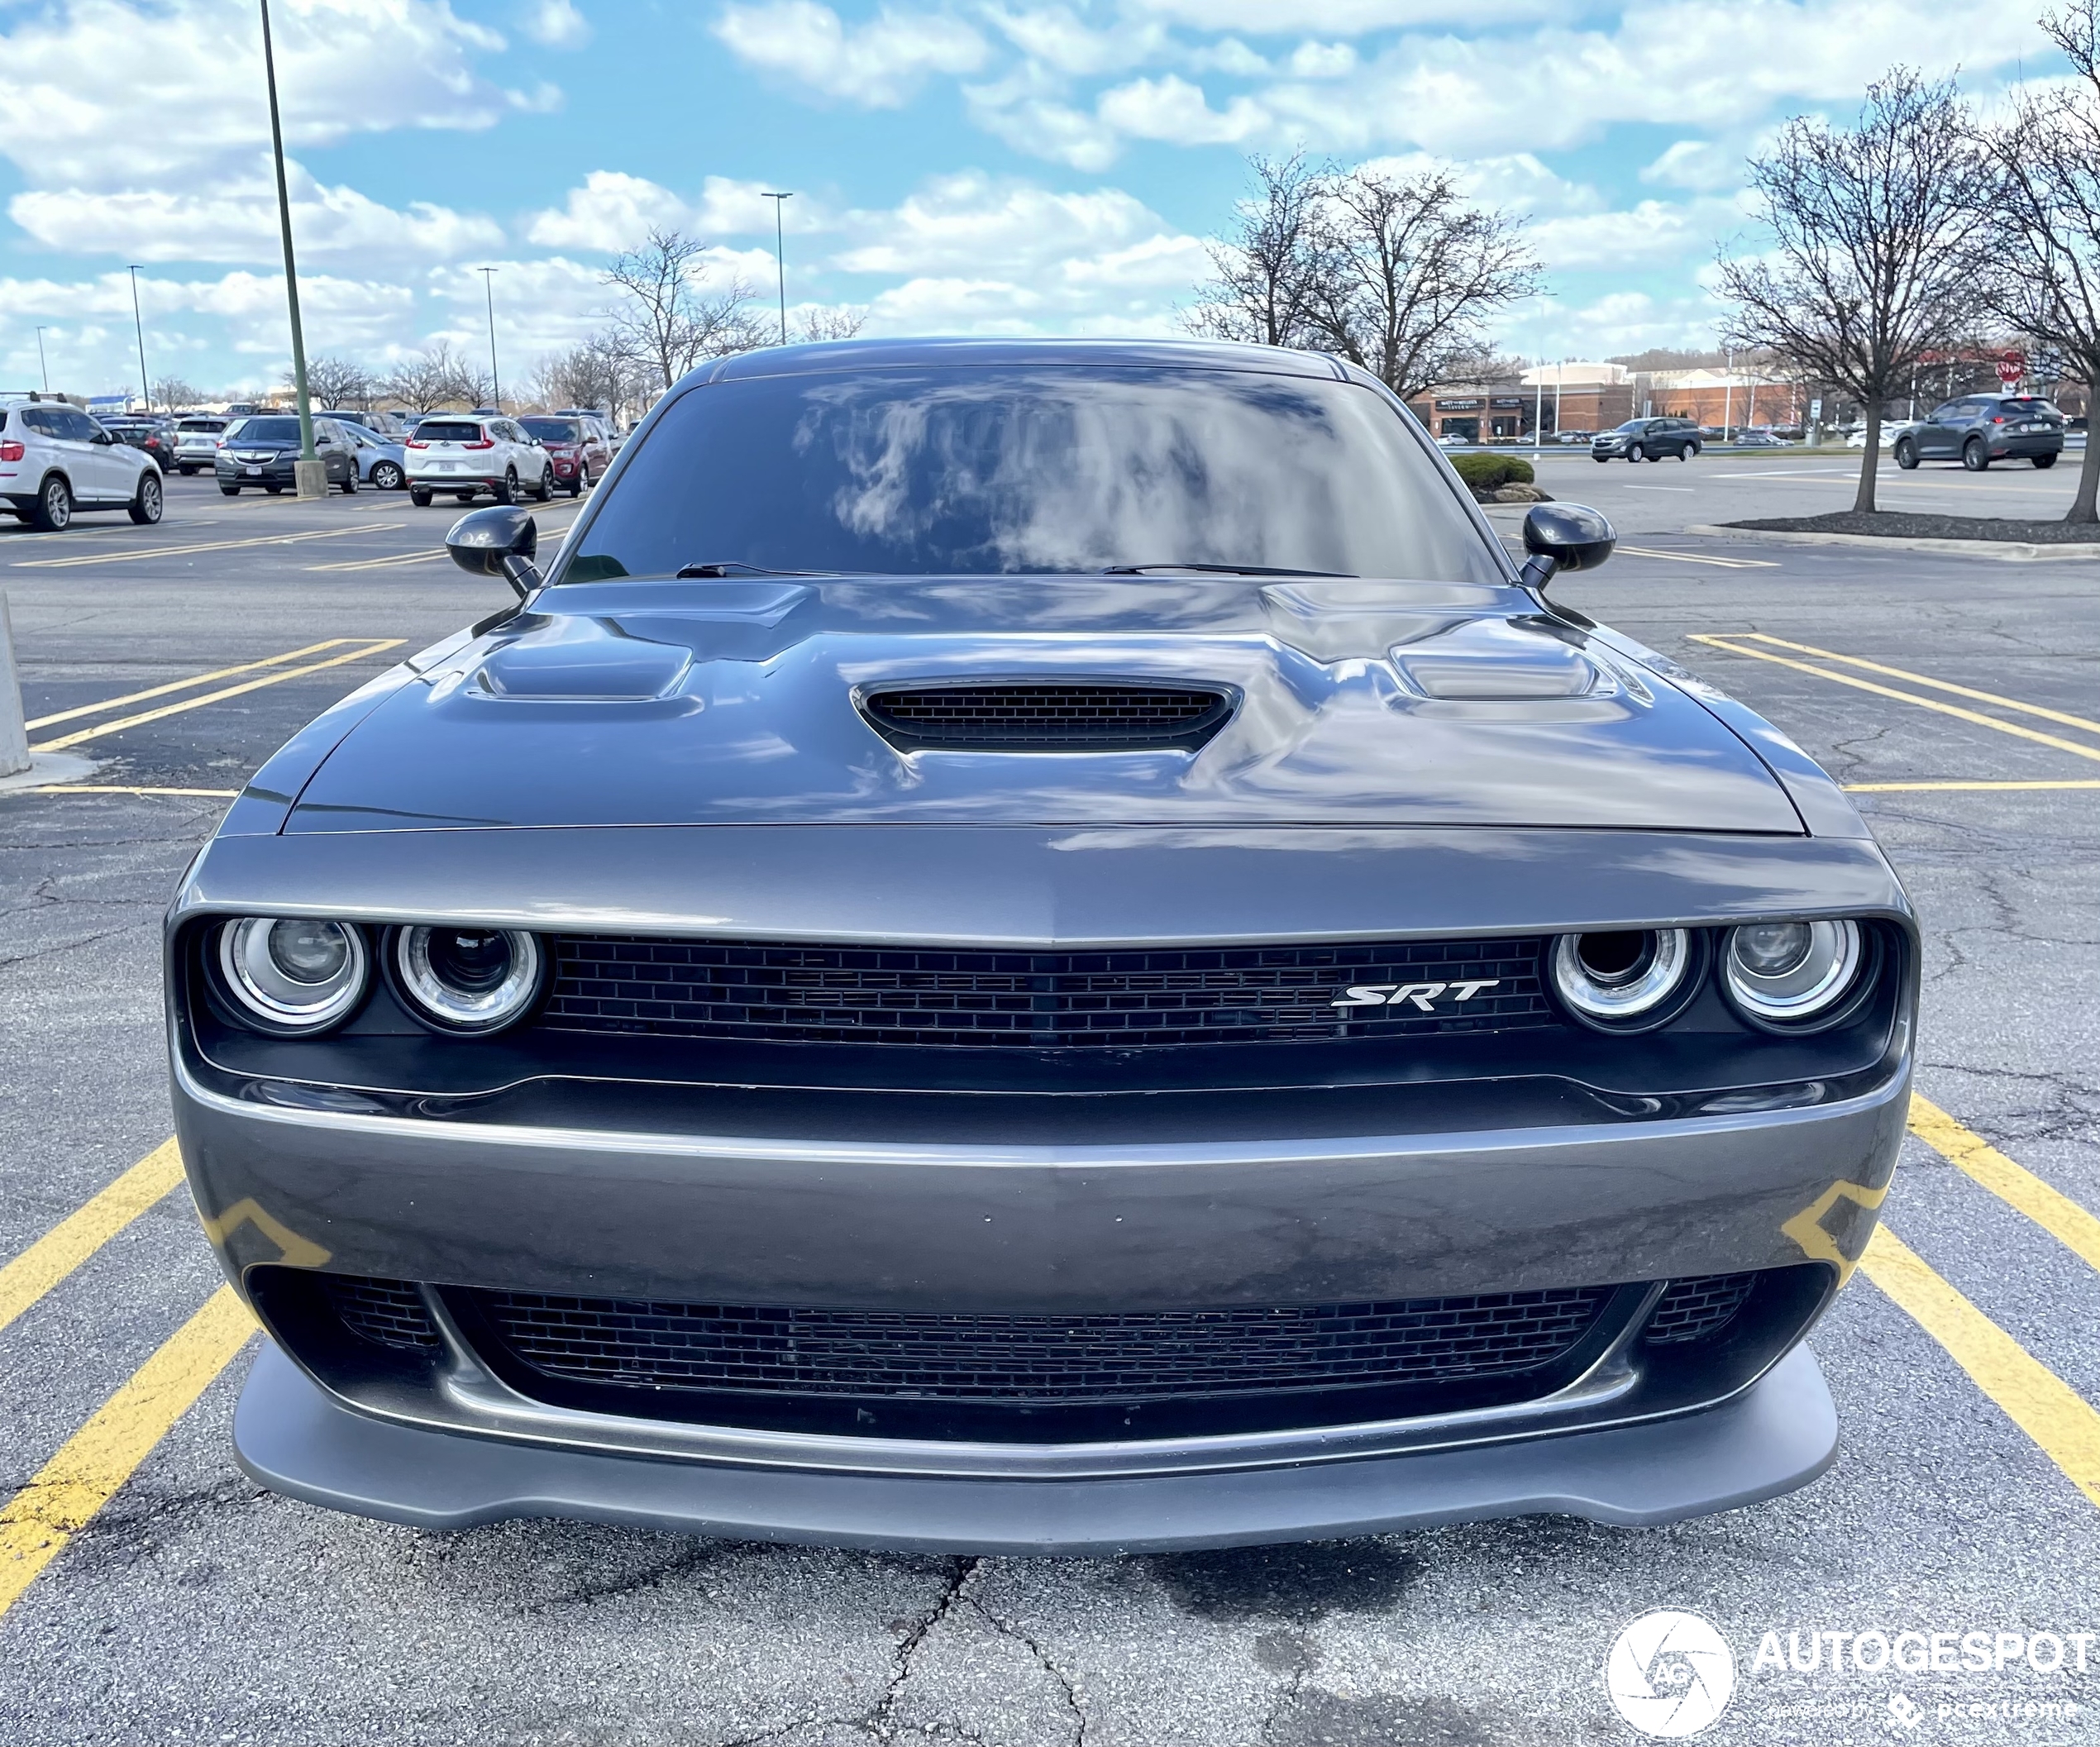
232 1342 1838 1555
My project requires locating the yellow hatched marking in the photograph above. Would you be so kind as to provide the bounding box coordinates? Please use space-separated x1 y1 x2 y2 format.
0 1288 254 1618
1614 545 1779 570
1847 780 2100 792
1689 636 2100 766
1859 1227 2100 1511
0 1142 185 1338
26 638 357 730
1727 633 2100 737
1909 1094 2100 1278
306 548 446 572
26 785 241 798
12 523 402 569
30 639 403 752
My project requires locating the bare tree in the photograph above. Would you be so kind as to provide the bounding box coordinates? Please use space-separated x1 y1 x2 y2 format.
1184 152 1331 349
1308 166 1539 400
376 342 485 413
797 305 870 343
530 335 647 419
150 375 202 411
289 353 371 408
1975 1 2100 522
602 227 767 393
1719 69 1993 513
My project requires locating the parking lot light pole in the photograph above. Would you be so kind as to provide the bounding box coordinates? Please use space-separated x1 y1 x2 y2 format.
259 0 323 497
479 267 501 411
127 266 150 413
35 327 50 394
762 192 793 345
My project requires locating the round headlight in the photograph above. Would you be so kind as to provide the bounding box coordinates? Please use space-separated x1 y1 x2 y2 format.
1724 919 1862 1024
1552 928 1694 1028
218 917 368 1033
393 925 543 1033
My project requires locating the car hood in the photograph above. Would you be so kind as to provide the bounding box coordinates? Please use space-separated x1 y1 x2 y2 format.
284 576 1804 833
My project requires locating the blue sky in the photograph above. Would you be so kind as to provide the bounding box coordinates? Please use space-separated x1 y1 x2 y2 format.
0 0 2067 399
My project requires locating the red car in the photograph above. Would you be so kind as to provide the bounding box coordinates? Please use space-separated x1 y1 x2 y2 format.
518 413 612 497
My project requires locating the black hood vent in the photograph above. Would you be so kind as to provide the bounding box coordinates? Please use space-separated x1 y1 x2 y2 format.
861 680 1234 752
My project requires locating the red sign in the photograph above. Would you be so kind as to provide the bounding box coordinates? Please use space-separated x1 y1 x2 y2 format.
1997 350 2026 385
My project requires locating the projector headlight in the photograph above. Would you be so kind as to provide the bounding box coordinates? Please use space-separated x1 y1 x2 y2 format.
1551 928 1696 1030
217 917 368 1033
392 925 543 1033
1724 919 1863 1025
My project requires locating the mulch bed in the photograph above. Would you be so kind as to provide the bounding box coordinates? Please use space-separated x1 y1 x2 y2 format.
1726 509 2100 544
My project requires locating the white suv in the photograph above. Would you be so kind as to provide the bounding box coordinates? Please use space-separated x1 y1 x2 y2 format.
172 415 231 474
0 395 164 530
404 414 553 508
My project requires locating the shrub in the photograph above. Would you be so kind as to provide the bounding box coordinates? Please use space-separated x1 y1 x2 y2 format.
1449 453 1535 492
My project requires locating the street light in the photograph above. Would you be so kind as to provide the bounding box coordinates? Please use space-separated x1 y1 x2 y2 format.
479 267 502 411
258 0 321 492
761 191 794 345
35 327 50 394
128 265 150 413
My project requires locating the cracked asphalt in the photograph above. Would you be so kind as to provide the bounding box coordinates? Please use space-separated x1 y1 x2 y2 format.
2 464 2098 1745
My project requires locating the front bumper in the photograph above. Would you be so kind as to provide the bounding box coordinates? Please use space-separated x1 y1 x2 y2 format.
217 458 296 484
234 1337 1838 1554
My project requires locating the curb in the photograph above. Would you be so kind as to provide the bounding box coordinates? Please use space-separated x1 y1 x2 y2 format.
0 751 100 795
1685 525 2100 562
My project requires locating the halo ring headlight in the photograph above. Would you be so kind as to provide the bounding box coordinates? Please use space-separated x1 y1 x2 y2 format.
1551 928 1695 1029
1724 919 1862 1024
393 925 543 1033
217 917 368 1033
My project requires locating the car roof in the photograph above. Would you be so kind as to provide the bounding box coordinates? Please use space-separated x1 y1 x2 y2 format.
694 336 1354 388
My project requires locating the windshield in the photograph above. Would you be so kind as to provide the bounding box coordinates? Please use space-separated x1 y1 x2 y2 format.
417 420 484 442
522 418 581 442
179 419 225 432
566 365 1499 582
229 417 301 444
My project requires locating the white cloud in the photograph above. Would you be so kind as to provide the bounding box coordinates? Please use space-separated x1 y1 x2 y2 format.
10 165 504 264
0 0 518 187
1286 41 1357 77
524 170 694 251
1525 196 1744 270
830 172 1181 277
519 0 592 47
711 1 989 105
1124 0 1560 32
1640 140 1743 192
1096 75 1269 146
985 5 1166 76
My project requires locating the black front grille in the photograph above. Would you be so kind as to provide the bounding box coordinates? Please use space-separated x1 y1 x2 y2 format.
861 682 1234 751
1644 1272 1758 1344
539 935 1553 1049
322 1275 440 1350
470 1286 1611 1402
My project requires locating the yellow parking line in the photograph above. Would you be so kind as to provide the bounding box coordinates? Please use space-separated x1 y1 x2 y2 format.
11 523 402 569
31 639 403 752
26 638 358 731
307 548 446 572
26 785 241 798
1615 546 1780 570
1690 636 2100 766
0 1286 253 1619
0 1142 186 1339
1859 1226 2100 1511
1846 780 2100 792
1909 1095 2100 1277
1729 633 2100 737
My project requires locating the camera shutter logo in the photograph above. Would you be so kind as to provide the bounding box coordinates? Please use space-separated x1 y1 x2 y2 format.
1606 1611 1736 1738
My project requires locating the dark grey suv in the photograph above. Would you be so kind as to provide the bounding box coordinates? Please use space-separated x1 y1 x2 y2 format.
1592 417 1702 462
1893 394 2064 470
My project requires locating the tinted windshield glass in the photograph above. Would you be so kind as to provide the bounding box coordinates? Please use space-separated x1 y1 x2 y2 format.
568 366 1499 582
522 418 581 441
417 420 484 442
231 418 301 443
179 419 225 432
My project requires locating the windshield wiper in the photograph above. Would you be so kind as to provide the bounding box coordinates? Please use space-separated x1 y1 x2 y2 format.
1100 562 1354 577
675 560 828 578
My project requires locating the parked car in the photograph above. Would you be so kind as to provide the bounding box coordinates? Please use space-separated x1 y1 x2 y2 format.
519 413 613 497
101 413 179 471
1592 417 1702 462
1845 422 1915 450
1893 394 2065 470
0 395 164 528
403 414 553 507
1554 430 1594 445
327 408 407 441
1733 430 1788 448
214 414 360 494
173 416 231 474
342 422 407 491
174 337 1916 1555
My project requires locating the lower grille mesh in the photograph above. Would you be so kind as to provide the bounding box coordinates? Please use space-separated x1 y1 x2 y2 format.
470 1286 1613 1402
861 683 1233 751
1644 1272 1757 1344
539 935 1553 1049
322 1275 440 1350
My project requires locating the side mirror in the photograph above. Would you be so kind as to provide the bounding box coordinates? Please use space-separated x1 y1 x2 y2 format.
446 504 542 600
92 429 113 446
1518 504 1615 591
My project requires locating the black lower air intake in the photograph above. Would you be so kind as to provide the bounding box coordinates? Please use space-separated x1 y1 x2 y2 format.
861 681 1235 752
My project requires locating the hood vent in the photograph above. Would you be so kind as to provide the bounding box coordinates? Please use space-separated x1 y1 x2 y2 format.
861 681 1235 752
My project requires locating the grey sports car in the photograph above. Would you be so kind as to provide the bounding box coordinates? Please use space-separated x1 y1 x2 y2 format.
167 338 1914 1554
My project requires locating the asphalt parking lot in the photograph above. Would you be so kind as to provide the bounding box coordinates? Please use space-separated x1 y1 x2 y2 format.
2 459 2097 1745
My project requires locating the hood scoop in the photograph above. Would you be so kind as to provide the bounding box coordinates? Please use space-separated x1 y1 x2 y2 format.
861 680 1236 752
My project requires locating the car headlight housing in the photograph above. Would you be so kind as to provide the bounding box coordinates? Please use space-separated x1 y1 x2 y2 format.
392 925 544 1033
1551 928 1697 1030
217 917 369 1033
1723 919 1863 1026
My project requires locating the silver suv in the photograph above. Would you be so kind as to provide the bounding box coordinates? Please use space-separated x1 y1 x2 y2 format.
173 416 231 474
0 394 164 530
